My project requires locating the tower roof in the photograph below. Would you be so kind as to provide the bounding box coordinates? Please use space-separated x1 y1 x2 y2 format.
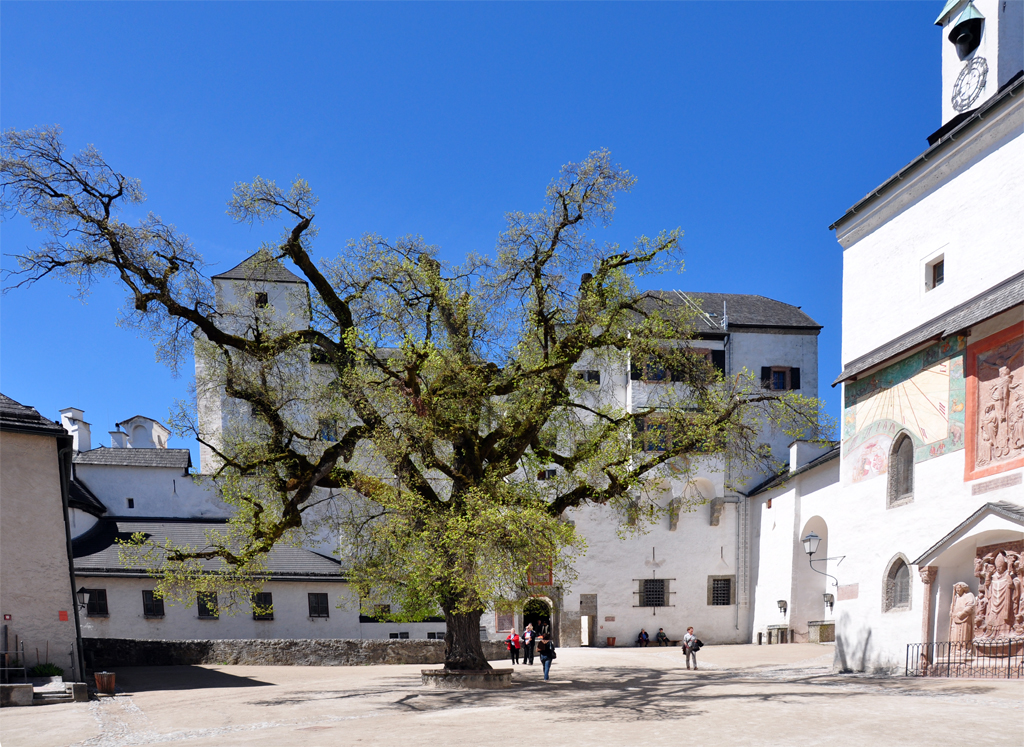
211 250 307 285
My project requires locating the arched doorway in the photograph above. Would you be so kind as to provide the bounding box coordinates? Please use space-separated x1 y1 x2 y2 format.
524 597 552 637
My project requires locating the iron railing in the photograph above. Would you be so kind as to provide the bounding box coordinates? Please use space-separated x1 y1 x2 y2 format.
906 639 1024 678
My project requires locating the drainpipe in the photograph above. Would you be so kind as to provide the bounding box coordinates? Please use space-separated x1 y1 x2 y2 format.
57 444 87 682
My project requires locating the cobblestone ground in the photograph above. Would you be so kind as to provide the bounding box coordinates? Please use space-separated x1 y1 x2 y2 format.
1 644 1020 747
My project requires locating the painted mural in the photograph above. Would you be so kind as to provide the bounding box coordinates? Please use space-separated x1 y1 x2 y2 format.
842 336 966 484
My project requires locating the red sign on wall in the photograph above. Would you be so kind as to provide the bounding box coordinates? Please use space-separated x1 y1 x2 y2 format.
58 611 69 621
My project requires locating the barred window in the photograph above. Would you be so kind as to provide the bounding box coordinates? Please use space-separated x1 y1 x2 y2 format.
308 593 329 618
641 579 666 607
142 590 164 617
197 592 218 619
711 578 731 606
496 610 515 631
85 588 108 617
252 592 274 621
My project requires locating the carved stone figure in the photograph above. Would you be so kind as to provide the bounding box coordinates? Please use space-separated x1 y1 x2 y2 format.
982 553 1020 638
948 582 975 645
979 404 999 464
973 337 1024 470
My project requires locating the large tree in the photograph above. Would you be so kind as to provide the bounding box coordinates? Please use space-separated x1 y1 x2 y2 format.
2 127 828 670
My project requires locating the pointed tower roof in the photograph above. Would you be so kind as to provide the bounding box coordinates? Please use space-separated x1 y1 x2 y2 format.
211 250 306 285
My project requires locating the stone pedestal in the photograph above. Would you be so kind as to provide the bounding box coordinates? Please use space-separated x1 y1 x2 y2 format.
421 668 513 689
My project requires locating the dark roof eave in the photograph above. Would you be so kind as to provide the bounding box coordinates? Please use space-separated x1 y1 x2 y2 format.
74 569 348 582
830 72 1024 233
832 271 1024 386
744 446 841 497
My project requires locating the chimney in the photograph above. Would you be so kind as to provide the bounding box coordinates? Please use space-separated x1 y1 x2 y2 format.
110 431 129 448
59 407 92 452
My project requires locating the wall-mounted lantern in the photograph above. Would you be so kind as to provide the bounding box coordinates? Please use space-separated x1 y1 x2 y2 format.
823 593 835 613
75 587 91 610
777 600 788 616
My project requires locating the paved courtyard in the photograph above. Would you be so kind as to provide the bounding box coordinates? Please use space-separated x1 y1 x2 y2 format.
1 644 1021 746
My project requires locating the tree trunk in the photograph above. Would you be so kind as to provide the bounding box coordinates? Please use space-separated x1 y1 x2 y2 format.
442 606 491 670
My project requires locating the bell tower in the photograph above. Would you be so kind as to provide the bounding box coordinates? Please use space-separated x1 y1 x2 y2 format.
936 0 1024 126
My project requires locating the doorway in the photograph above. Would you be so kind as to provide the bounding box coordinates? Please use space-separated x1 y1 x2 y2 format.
524 597 552 637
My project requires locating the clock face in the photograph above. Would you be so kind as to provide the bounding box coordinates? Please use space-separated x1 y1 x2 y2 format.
952 57 988 113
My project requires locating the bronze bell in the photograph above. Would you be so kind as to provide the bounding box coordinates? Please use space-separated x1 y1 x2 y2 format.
948 2 984 59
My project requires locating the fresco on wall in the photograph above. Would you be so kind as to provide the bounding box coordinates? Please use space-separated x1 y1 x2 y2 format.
842 336 966 484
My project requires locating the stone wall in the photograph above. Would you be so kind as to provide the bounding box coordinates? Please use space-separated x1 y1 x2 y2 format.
83 638 510 669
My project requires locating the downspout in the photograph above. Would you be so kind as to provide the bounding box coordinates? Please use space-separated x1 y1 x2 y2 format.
57 443 87 682
722 306 741 632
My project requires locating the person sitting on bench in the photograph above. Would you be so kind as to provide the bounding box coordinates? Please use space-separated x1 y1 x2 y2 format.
636 629 650 647
655 628 670 646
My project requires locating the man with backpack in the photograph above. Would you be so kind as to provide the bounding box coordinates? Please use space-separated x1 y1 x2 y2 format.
682 626 701 670
538 633 556 680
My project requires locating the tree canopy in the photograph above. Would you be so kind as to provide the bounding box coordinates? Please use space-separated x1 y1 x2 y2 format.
2 127 829 668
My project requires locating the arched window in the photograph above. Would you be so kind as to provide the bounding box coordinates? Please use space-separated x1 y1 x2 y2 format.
884 556 912 612
887 433 914 507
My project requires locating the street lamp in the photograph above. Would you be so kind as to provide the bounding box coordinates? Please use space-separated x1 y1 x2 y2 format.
802 531 821 557
801 532 844 593
76 587 90 610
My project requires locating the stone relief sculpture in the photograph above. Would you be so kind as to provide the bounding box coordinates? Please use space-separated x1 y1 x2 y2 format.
971 543 1024 640
973 338 1023 469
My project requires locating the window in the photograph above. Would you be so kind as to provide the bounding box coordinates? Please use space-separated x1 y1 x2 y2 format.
537 468 557 481
126 498 135 510
197 592 219 619
631 359 669 382
760 367 801 391
388 632 410 640
711 578 732 606
528 559 553 586
884 558 912 612
925 255 945 291
142 590 164 617
427 631 446 640
85 588 108 616
887 433 915 507
255 292 269 307
640 579 667 607
496 610 515 631
308 593 329 618
252 592 274 620
637 416 670 452
318 418 340 442
583 370 601 384
711 349 726 375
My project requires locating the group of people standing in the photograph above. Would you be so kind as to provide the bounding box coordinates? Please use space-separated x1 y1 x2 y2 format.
505 623 557 680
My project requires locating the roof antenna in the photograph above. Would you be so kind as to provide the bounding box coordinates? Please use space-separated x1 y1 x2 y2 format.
722 300 728 330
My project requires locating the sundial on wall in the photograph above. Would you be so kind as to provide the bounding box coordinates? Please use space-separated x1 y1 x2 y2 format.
952 57 988 113
854 360 951 444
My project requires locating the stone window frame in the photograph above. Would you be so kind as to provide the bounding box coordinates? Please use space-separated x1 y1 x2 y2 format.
887 431 915 508
882 554 913 613
633 578 675 608
707 575 736 606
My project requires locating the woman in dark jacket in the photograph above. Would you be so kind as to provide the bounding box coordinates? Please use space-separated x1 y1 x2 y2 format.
538 633 556 680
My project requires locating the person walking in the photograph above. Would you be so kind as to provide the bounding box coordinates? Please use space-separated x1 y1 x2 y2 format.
682 626 700 670
522 623 536 665
505 630 521 665
538 633 556 681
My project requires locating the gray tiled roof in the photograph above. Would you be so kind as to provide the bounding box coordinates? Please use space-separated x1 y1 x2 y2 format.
0 394 69 438
211 251 306 285
745 445 841 497
73 447 192 469
833 272 1024 386
641 291 821 334
913 502 1024 566
72 518 344 580
69 478 107 516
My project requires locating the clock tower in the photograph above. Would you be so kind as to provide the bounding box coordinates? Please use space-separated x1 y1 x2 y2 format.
935 0 1023 126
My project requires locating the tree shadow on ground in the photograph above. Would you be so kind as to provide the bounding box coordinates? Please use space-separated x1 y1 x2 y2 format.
112 665 274 692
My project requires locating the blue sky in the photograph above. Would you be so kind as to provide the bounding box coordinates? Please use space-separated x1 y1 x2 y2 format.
2 2 941 462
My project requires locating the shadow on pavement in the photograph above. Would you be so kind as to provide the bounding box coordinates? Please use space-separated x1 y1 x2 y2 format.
111 665 274 692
